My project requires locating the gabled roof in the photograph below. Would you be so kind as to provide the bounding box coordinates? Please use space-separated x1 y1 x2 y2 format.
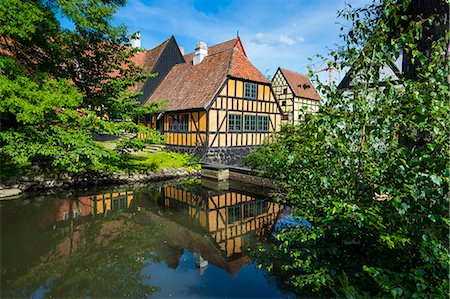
183 38 247 63
337 58 403 89
130 36 174 92
278 67 321 101
144 38 268 112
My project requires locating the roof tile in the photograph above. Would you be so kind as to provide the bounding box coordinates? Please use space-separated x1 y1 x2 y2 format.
279 67 321 101
145 38 268 111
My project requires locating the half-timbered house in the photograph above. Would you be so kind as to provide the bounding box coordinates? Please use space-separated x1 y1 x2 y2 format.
136 37 282 164
271 67 321 124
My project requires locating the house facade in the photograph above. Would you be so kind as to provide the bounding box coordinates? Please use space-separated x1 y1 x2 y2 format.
271 67 321 124
135 37 282 164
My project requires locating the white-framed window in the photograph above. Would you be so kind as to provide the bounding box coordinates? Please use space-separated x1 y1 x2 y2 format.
168 115 178 131
244 83 257 99
244 115 257 132
73 209 81 218
168 114 189 132
228 114 242 132
178 113 189 132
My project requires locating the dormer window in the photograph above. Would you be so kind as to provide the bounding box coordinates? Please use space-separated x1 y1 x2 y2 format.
244 83 257 99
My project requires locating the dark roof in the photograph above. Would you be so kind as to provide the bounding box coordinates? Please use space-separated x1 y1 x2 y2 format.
130 36 172 92
278 67 321 101
144 38 269 112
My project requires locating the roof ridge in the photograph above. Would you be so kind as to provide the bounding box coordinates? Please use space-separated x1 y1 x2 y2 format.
280 67 308 77
279 67 321 101
184 38 237 57
226 47 236 76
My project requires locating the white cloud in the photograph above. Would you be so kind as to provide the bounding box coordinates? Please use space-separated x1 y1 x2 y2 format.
250 33 300 47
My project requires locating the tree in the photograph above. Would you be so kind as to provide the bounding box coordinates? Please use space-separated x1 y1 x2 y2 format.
245 0 449 297
0 0 162 173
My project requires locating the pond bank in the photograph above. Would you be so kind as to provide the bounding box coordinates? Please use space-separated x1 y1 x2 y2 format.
0 167 200 200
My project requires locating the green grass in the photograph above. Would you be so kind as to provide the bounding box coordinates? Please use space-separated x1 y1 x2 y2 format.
119 151 200 173
95 141 116 151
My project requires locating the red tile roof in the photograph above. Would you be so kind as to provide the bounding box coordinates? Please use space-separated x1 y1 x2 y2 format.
144 38 268 111
279 67 321 101
229 48 267 83
183 38 241 63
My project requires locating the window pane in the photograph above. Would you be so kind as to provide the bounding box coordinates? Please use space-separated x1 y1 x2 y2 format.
168 115 178 131
244 115 256 132
257 115 269 132
228 114 242 132
228 205 241 224
245 83 257 99
179 114 189 132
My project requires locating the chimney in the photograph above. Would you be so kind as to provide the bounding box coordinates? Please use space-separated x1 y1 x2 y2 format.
193 41 208 65
179 46 185 55
131 32 141 48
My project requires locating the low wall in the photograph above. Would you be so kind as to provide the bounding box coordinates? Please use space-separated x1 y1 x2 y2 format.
203 146 257 165
201 163 279 188
0 168 200 199
165 145 258 166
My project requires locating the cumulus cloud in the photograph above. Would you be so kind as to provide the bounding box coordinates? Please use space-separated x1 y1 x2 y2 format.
251 33 303 47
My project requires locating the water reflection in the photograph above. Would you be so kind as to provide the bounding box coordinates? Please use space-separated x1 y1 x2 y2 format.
1 179 291 298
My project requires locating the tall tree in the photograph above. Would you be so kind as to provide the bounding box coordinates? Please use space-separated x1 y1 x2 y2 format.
246 0 449 297
0 0 162 173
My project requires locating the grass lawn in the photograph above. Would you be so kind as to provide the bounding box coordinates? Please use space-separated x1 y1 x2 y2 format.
118 151 200 173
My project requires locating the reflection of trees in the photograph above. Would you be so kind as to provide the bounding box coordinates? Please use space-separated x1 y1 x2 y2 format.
4 211 165 298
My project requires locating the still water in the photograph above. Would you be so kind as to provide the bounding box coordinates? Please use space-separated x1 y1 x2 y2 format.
1 179 293 298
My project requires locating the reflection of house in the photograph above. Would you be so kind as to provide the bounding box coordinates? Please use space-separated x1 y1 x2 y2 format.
271 67 321 124
133 35 282 164
56 191 134 221
161 186 280 258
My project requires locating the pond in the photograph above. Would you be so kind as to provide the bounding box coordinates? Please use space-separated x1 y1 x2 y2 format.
0 178 295 298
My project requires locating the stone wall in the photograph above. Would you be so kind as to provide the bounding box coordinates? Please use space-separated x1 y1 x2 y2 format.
203 146 257 165
0 168 200 199
166 145 258 166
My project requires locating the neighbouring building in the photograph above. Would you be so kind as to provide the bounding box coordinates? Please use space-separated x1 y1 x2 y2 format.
337 52 404 90
271 67 321 124
133 36 282 164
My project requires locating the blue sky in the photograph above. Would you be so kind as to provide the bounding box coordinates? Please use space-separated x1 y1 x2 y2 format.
115 0 370 83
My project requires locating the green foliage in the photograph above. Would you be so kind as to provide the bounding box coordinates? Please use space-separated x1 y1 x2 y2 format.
246 0 449 297
0 0 163 174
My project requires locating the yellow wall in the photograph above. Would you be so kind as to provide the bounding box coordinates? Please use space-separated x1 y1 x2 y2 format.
95 191 133 214
208 78 281 147
163 111 207 146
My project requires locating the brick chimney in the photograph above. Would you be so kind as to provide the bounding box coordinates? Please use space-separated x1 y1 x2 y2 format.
193 41 208 65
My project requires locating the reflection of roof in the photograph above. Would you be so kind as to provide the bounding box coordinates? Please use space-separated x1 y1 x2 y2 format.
279 67 321 101
143 38 268 112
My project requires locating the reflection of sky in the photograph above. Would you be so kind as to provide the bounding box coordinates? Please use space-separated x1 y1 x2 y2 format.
142 249 291 298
